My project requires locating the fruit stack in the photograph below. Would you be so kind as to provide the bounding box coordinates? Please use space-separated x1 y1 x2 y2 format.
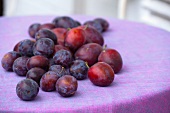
1 16 123 101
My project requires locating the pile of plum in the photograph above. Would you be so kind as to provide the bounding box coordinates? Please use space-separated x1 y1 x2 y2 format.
1 16 123 101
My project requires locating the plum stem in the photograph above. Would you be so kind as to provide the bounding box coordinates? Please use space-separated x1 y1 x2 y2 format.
67 28 71 30
85 62 90 69
83 25 88 30
103 44 107 52
59 67 65 74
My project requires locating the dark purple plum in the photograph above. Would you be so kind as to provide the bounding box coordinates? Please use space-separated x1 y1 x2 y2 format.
64 28 86 52
26 55 49 71
13 41 20 52
52 16 78 29
40 71 59 92
56 75 78 97
70 60 88 80
39 23 55 30
49 65 67 77
77 25 104 46
75 20 81 26
28 23 41 38
18 39 35 57
1 51 21 71
84 21 103 33
53 50 73 67
94 18 109 32
49 58 55 67
26 67 46 85
33 38 54 58
13 56 29 76
35 29 57 44
16 79 39 101
75 43 102 66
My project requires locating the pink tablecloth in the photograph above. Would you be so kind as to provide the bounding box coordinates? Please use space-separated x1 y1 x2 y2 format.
0 15 170 113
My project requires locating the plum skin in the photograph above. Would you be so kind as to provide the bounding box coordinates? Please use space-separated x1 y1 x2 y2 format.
49 65 67 77
98 49 123 73
33 38 55 58
56 75 78 97
28 23 41 38
26 55 49 71
64 28 86 52
16 79 39 101
1 51 21 71
13 56 29 76
75 43 102 66
35 29 57 45
53 50 73 67
26 67 46 85
18 39 35 57
88 62 114 87
40 71 59 92
69 60 88 80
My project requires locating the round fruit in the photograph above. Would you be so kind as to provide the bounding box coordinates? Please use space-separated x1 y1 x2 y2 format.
13 41 20 52
18 39 35 57
75 43 102 66
26 55 49 71
28 23 41 38
64 28 86 52
40 71 59 92
35 29 57 44
52 16 78 29
94 18 109 32
88 62 114 87
1 51 21 71
16 79 39 101
33 38 55 58
77 25 104 46
70 60 88 80
53 50 73 67
26 67 46 85
13 56 29 76
52 28 67 46
49 65 67 77
98 49 123 73
84 20 103 33
56 75 78 97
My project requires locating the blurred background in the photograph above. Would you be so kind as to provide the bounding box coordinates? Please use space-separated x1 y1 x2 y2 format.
0 0 170 31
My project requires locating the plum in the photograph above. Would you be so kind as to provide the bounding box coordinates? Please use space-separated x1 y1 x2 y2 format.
70 60 88 80
56 75 78 97
33 38 54 58
75 43 102 66
35 29 57 44
16 79 39 101
88 62 114 86
64 27 86 52
1 51 21 71
26 67 46 85
28 23 41 38
26 55 49 71
13 56 29 76
52 16 78 29
40 71 59 92
98 49 123 73
52 28 67 46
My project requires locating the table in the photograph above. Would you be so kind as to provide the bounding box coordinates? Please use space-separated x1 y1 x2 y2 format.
0 15 170 113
